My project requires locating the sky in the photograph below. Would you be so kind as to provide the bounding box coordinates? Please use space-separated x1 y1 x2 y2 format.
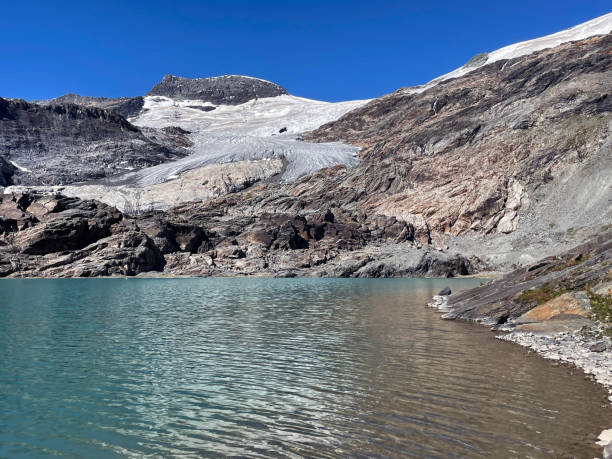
1 1 610 102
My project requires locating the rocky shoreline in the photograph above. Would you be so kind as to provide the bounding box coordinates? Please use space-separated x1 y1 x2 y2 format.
429 293 612 401
427 232 612 457
429 293 612 458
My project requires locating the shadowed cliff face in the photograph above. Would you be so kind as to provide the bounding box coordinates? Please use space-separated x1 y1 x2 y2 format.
301 34 612 237
0 157 17 187
0 98 190 186
146 74 288 104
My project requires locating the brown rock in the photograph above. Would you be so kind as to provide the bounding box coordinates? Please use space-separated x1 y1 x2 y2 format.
516 292 592 323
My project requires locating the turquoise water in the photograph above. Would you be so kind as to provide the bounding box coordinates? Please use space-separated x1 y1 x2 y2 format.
0 278 609 458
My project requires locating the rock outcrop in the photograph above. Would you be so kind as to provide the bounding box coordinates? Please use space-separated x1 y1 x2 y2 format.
441 231 612 325
0 191 477 278
0 193 164 277
0 156 17 187
147 74 288 104
136 194 475 277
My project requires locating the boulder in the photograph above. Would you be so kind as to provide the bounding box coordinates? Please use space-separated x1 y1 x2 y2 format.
515 292 592 323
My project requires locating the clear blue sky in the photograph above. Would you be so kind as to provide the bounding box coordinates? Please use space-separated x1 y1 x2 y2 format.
1 1 610 102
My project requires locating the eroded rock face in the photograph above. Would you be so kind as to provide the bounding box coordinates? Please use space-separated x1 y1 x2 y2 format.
147 75 288 104
0 193 164 277
0 98 190 185
132 190 477 277
0 191 476 278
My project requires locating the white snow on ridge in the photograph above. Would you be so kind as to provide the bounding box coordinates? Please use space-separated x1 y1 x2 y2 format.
134 94 369 137
127 94 370 185
412 11 612 93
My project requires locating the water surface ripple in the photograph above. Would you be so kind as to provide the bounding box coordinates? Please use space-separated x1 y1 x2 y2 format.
0 278 609 458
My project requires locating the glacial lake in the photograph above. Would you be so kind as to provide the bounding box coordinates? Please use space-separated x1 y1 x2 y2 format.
0 278 610 458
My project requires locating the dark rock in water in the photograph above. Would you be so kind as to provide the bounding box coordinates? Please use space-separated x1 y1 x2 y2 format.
438 286 452 296
590 342 607 353
147 74 288 104
279 127 287 133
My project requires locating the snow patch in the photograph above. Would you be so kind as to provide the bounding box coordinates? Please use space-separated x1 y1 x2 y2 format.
9 160 31 173
410 12 612 94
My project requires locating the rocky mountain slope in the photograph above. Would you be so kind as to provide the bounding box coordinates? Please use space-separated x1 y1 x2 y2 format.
0 97 189 185
300 30 612 268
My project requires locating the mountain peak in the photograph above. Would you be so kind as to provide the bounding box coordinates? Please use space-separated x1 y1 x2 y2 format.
147 74 288 105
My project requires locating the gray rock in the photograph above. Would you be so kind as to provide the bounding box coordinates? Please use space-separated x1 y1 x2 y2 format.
438 286 452 296
147 74 288 104
464 52 489 68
